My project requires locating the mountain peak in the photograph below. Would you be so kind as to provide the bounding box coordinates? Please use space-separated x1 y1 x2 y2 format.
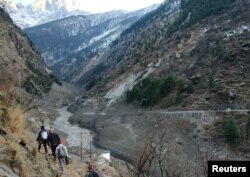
32 0 64 11
31 0 84 12
3 0 89 28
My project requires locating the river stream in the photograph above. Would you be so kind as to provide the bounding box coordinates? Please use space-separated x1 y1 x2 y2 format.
53 107 92 149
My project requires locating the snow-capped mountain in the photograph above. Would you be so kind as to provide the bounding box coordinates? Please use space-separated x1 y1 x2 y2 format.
32 0 88 12
1 0 89 28
24 5 158 67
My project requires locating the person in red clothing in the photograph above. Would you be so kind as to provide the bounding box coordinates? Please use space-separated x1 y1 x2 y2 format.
84 164 100 177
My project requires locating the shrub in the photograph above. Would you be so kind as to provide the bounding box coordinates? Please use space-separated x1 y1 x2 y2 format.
24 61 60 95
126 85 140 103
190 76 200 85
212 43 225 58
32 147 37 157
221 117 239 146
175 96 182 105
7 106 26 140
9 143 29 177
0 69 16 106
22 77 38 95
0 104 27 143
186 81 194 93
246 116 250 139
166 0 236 36
0 106 8 127
126 75 176 106
49 74 62 86
176 80 186 93
159 75 176 96
126 78 158 105
86 77 99 91
208 75 216 89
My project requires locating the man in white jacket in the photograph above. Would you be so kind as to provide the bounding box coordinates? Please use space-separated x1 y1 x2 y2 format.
55 139 69 174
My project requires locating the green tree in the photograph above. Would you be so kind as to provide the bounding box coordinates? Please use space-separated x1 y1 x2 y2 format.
126 75 176 106
176 80 185 93
186 81 194 94
222 117 239 146
208 75 216 89
246 116 250 139
159 75 176 96
166 0 236 36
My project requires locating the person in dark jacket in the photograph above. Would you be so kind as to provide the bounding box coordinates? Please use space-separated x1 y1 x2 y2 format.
84 164 100 177
36 126 48 153
47 127 60 160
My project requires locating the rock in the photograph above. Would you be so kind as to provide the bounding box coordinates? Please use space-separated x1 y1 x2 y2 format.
175 138 182 145
155 58 163 67
188 63 195 70
0 128 7 136
242 42 250 48
67 104 79 113
175 52 181 58
191 75 200 85
239 82 245 86
227 90 237 100
147 62 154 67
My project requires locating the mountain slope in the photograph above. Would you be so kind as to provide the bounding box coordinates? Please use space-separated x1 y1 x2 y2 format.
0 6 61 99
0 7 64 177
58 0 179 87
1 0 89 28
23 5 158 73
0 8 121 177
85 0 250 110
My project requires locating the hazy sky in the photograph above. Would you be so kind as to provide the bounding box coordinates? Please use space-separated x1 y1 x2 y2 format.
10 0 164 12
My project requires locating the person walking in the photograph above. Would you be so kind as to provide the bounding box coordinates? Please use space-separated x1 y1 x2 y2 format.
47 127 60 160
36 126 48 154
55 139 69 174
84 164 100 177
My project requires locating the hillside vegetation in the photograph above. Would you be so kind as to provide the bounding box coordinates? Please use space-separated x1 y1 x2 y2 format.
87 0 250 110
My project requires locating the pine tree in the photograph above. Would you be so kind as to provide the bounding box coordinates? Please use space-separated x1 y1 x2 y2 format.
222 117 239 146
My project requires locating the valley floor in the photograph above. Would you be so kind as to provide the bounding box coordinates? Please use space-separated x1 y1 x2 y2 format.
67 97 250 177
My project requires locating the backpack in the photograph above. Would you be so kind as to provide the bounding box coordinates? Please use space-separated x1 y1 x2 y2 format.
41 130 48 139
58 145 67 157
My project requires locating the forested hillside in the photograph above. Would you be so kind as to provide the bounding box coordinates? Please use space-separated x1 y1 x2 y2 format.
86 0 250 110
